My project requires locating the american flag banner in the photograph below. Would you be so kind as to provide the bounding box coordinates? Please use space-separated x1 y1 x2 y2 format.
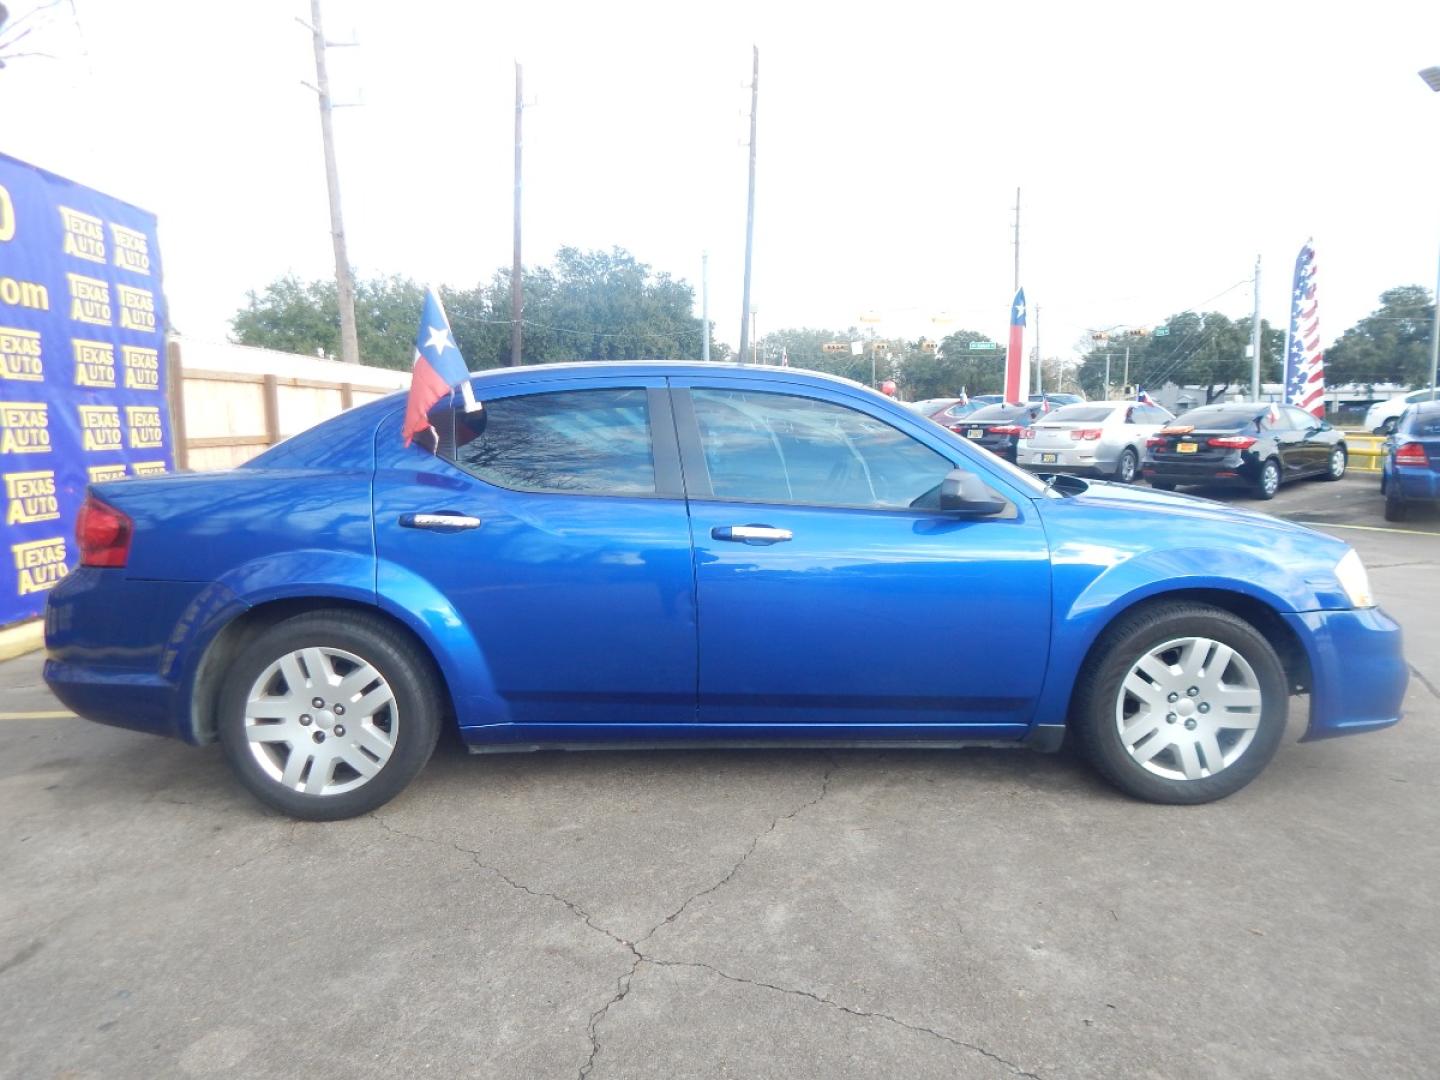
1285 242 1325 418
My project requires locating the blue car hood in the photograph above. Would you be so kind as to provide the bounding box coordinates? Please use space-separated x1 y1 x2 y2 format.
1047 478 1334 540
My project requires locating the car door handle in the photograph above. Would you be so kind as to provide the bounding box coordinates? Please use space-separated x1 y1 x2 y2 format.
399 512 482 532
711 525 792 544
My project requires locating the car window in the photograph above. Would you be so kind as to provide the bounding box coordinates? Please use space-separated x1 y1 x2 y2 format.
1140 405 1172 424
441 387 656 495
1284 406 1319 430
690 388 955 509
1404 410 1440 437
1406 390 1439 404
1258 408 1290 433
1171 407 1253 431
1049 405 1113 422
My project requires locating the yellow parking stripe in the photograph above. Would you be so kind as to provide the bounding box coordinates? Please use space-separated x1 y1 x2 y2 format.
0 710 76 721
1296 520 1440 539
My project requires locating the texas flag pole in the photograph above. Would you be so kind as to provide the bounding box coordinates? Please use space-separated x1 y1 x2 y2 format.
1004 287 1028 404
402 286 479 447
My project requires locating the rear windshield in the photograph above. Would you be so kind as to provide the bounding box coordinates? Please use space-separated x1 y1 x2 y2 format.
907 399 954 413
1047 405 1114 422
967 404 1027 423
1171 407 1256 431
1403 408 1440 437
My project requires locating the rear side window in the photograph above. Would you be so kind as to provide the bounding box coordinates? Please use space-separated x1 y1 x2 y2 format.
442 387 656 495
1404 410 1440 437
690 388 954 509
1176 407 1258 432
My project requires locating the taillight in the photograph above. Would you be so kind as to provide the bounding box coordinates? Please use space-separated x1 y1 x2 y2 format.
1019 427 1036 439
75 494 133 568
1070 428 1103 441
1146 436 1167 449
988 425 1022 436
1395 442 1430 466
1207 435 1258 450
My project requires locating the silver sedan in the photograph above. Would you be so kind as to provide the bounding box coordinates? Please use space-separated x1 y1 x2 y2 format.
1016 400 1175 483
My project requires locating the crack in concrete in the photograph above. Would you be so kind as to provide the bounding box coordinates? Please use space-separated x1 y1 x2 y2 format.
647 957 1045 1080
369 763 1039 1080
1409 663 1440 700
230 820 300 871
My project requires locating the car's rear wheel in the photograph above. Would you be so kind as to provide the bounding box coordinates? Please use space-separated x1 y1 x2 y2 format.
1323 446 1347 481
218 611 443 820
1385 489 1408 522
1115 448 1139 484
1072 603 1288 804
1256 458 1281 499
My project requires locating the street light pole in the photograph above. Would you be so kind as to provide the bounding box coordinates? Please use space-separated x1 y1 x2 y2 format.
1418 66 1440 397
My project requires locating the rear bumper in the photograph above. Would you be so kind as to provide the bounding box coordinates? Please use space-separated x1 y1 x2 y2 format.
1143 455 1255 486
1392 467 1440 503
1285 607 1407 741
1017 448 1118 476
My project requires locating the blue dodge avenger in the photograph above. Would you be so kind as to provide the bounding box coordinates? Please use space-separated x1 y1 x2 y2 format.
45 364 1407 819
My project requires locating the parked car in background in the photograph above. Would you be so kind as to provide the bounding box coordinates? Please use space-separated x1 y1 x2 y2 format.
1143 403 1347 499
1365 389 1440 435
1028 392 1085 408
906 397 984 429
1380 401 1440 521
45 362 1405 818
957 401 1048 462
1017 400 1175 483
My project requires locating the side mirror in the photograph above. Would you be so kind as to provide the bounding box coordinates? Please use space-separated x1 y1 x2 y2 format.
939 468 1007 516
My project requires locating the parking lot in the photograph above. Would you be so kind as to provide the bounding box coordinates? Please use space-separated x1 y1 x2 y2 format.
1 473 1436 1080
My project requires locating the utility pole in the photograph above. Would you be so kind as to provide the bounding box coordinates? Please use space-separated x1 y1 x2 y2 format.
1251 255 1262 401
1012 187 1021 293
701 252 710 361
1033 304 1042 394
1431 247 1440 399
1104 353 1112 399
738 46 759 364
509 62 525 367
1123 345 1130 394
305 0 358 364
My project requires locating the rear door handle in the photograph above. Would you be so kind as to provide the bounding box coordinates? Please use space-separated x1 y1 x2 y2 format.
399 512 482 532
711 524 792 544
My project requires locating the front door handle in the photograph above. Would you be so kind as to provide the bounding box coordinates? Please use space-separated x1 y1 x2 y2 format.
711 524 793 544
399 512 482 532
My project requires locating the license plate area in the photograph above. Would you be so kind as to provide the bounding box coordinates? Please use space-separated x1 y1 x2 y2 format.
1177 442 1199 454
1039 452 1059 464
967 428 984 439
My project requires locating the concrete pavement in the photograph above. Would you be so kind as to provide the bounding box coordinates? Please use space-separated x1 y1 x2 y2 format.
1 473 1436 1079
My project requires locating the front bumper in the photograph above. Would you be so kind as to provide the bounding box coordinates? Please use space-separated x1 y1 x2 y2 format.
1285 607 1407 740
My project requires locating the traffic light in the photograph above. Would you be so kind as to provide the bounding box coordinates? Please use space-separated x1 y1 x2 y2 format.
821 342 848 354
920 339 937 354
1127 328 1149 338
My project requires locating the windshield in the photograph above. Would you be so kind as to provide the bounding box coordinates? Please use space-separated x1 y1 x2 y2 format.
1171 407 1256 431
1046 404 1114 423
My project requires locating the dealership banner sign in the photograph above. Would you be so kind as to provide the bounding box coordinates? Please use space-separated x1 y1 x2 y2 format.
0 153 172 626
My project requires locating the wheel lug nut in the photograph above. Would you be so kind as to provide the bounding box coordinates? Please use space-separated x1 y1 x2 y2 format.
299 715 312 726
312 697 325 709
1198 703 1211 713
1166 713 1177 723
1184 718 1197 730
1186 687 1199 697
333 705 345 716
334 724 346 737
1167 692 1179 703
313 731 326 743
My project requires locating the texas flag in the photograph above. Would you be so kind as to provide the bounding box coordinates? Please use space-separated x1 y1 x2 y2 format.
1003 287 1027 404
402 287 475 447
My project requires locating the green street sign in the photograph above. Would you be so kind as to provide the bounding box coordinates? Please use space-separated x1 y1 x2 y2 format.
1153 326 1170 337
967 340 999 351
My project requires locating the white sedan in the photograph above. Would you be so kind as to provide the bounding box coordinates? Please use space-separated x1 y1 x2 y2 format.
1016 400 1175 483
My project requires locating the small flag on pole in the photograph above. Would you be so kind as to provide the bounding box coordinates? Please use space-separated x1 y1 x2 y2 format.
403 287 476 447
1284 241 1325 419
958 386 969 406
1136 386 1156 405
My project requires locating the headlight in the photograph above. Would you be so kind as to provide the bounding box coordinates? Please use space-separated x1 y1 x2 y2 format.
1334 548 1376 609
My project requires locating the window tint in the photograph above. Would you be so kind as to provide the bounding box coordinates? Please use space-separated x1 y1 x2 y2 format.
1403 408 1440 437
1285 406 1319 429
1406 389 1439 404
1174 407 1257 431
968 403 1029 423
1259 408 1291 432
443 387 656 495
690 388 954 509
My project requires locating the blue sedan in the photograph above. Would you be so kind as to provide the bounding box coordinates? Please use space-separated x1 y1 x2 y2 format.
1381 401 1440 521
45 363 1407 819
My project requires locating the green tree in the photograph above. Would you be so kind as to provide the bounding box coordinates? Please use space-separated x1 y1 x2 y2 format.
230 275 427 369
1325 286 1435 389
1075 313 1282 403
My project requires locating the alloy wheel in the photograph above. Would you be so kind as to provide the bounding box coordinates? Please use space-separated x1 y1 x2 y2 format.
244 647 399 796
1114 636 1263 781
1261 461 1280 497
1329 448 1346 479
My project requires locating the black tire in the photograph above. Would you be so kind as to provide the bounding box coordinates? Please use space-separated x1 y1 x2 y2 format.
218 611 444 820
1385 489 1408 522
1255 458 1281 500
1150 480 1177 492
1071 603 1289 805
1322 446 1347 482
1115 448 1139 484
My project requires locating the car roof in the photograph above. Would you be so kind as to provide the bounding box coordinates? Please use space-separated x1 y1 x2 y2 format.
465 360 871 392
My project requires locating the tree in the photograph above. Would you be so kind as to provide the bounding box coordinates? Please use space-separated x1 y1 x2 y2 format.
230 248 718 370
904 330 1006 398
1075 313 1282 403
1325 286 1435 389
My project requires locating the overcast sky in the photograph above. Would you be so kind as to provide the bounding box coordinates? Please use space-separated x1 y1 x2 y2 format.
4 0 1440 367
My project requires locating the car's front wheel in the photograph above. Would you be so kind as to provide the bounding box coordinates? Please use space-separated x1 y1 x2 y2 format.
1072 603 1288 804
217 611 443 820
1323 446 1347 481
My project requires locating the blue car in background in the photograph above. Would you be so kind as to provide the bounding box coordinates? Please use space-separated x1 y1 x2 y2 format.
44 364 1407 819
1381 401 1440 521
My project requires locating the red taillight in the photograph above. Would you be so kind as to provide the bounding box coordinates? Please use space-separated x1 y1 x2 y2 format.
1019 427 1036 439
75 494 132 568
1395 442 1430 466
988 425 1022 436
1207 435 1258 450
1146 436 1167 449
1070 428 1103 441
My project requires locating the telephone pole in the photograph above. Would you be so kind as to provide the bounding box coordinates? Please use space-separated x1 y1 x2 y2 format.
1033 304 1042 394
305 0 358 364
1251 255 1263 401
701 252 711 361
509 62 525 366
1012 187 1021 293
738 46 759 364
